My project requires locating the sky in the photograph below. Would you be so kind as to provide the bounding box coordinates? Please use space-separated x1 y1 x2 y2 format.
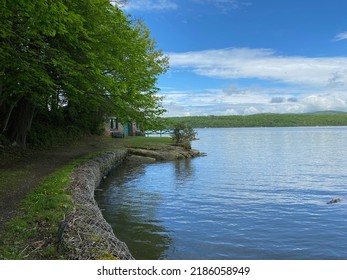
120 0 347 116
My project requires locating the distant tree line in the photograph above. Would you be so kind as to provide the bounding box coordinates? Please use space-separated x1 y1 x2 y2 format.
0 0 168 147
165 112 347 128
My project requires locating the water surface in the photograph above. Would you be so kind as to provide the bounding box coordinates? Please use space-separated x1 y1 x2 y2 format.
96 127 347 259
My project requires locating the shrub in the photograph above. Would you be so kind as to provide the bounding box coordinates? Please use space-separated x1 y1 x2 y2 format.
171 123 197 150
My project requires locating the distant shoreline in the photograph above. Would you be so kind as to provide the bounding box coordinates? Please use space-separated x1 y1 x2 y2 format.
165 111 347 128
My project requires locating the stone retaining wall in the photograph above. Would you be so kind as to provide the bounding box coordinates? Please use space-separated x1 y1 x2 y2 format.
63 149 134 260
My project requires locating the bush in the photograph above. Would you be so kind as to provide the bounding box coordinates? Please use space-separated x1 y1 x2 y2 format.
171 123 197 150
27 121 86 149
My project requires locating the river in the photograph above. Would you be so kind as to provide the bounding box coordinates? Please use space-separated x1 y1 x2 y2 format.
95 127 347 260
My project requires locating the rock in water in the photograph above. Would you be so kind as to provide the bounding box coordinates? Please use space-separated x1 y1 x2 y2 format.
327 198 342 204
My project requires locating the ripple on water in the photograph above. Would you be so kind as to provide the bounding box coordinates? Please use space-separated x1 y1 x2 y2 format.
96 127 347 259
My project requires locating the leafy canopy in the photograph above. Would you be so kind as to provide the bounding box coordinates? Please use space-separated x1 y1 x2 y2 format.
0 0 168 146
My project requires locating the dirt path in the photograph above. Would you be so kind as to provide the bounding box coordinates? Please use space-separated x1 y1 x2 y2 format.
0 136 124 234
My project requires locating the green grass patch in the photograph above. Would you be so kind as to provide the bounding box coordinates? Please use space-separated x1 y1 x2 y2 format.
123 136 172 149
0 157 89 260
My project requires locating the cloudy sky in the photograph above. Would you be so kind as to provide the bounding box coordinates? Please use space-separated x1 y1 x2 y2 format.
122 0 347 116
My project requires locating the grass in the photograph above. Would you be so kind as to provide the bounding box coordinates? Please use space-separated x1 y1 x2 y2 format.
122 136 172 149
0 157 89 259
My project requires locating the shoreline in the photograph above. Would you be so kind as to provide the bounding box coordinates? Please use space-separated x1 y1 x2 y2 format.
63 146 205 259
0 137 205 260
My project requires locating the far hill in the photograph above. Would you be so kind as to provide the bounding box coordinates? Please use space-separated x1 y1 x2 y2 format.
309 111 347 115
165 111 347 128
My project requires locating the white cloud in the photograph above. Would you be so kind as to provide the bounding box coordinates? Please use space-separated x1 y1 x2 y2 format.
243 106 259 115
161 47 347 116
122 0 178 11
168 48 347 89
335 32 347 41
160 85 347 117
225 108 239 115
303 95 347 112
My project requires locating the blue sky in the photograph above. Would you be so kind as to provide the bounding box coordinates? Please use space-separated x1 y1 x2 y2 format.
121 0 347 116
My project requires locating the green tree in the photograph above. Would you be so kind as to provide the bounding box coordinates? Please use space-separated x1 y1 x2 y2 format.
0 0 72 146
0 0 168 147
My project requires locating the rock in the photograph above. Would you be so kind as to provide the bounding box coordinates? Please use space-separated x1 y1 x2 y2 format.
127 147 206 161
327 198 342 204
190 149 207 157
126 155 156 165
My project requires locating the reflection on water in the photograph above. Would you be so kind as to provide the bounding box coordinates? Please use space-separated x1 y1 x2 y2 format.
96 164 173 260
96 158 197 260
96 127 347 260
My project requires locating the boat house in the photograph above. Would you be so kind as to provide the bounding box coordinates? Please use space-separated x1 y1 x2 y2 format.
106 117 143 138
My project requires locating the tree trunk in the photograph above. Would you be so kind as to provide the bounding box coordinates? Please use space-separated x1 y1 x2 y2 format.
0 101 16 136
7 97 35 147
